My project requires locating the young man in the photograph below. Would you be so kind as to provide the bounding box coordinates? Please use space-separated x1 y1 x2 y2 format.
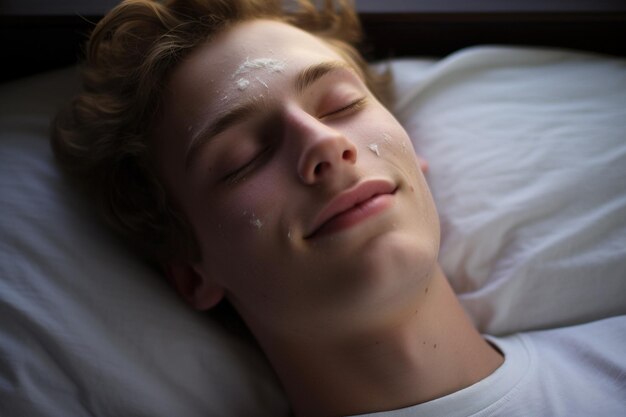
53 1 625 416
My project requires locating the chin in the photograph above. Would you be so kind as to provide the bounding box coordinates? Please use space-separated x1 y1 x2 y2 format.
322 230 438 331
350 229 438 295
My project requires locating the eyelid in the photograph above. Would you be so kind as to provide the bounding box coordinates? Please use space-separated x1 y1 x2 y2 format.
319 96 368 119
222 146 270 184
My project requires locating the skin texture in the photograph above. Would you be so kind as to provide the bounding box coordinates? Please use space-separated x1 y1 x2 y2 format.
153 19 503 417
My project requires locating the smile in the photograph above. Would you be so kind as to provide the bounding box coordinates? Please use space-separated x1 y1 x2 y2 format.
305 179 397 239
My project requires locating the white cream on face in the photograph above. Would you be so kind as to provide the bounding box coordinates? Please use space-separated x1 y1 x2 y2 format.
251 216 264 229
229 57 287 94
232 57 286 78
255 76 270 91
367 143 381 157
243 210 264 230
236 78 250 90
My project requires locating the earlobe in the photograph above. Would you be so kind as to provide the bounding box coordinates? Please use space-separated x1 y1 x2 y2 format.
416 155 429 173
163 263 225 310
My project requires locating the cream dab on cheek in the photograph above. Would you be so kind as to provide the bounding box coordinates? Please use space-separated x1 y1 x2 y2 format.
368 133 398 157
243 210 264 230
251 217 263 229
367 143 380 157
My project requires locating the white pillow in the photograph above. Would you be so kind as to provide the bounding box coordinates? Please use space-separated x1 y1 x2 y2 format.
0 68 289 416
393 46 626 335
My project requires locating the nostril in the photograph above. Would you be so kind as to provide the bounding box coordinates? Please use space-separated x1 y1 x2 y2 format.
342 149 355 162
314 161 330 176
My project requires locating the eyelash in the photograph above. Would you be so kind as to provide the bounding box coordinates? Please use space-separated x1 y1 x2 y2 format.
321 97 368 119
221 97 368 184
222 146 270 184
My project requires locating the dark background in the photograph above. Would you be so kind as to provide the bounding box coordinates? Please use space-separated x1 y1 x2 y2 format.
1 0 625 83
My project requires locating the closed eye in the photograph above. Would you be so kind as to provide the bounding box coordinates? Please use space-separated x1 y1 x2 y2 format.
220 97 367 184
222 146 271 184
320 97 367 119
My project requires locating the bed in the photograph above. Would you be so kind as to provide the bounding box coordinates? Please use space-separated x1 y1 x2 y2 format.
1 3 625 416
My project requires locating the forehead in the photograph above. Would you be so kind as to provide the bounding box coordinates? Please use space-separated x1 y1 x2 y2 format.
164 19 346 109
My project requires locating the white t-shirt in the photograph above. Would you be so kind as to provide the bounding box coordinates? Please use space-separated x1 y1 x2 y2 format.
351 316 626 417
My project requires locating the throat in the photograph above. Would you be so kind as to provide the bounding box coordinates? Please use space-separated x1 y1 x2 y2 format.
258 266 504 417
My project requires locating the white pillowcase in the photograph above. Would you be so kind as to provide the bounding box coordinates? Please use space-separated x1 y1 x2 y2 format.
393 46 626 335
0 68 289 417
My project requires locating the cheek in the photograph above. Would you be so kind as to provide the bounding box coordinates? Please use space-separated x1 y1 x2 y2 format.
193 166 287 262
361 112 435 220
198 169 293 296
228 175 279 232
357 110 419 174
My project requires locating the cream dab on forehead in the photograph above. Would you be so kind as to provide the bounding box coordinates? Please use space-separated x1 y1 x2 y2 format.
231 57 287 93
232 57 286 78
236 78 250 90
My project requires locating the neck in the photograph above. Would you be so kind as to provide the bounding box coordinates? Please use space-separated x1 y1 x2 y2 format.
246 265 503 417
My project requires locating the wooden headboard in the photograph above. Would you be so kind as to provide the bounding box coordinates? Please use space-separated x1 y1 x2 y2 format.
359 11 626 60
1 1 625 83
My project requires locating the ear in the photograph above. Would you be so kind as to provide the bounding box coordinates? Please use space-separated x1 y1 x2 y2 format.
163 263 225 310
416 155 429 173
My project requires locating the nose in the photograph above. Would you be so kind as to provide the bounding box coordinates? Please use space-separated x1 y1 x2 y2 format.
288 109 357 185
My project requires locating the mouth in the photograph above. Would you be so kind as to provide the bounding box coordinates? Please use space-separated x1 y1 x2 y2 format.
304 179 397 240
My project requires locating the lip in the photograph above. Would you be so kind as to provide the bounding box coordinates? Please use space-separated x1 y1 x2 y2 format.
304 179 397 239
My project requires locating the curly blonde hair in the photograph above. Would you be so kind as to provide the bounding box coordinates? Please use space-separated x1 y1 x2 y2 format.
52 0 388 263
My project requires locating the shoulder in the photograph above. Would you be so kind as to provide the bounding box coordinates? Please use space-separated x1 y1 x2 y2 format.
491 316 626 416
520 315 626 362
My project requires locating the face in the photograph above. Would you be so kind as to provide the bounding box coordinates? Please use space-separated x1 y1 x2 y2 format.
153 19 440 338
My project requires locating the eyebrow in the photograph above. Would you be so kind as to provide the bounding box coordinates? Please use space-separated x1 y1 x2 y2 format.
184 60 353 170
